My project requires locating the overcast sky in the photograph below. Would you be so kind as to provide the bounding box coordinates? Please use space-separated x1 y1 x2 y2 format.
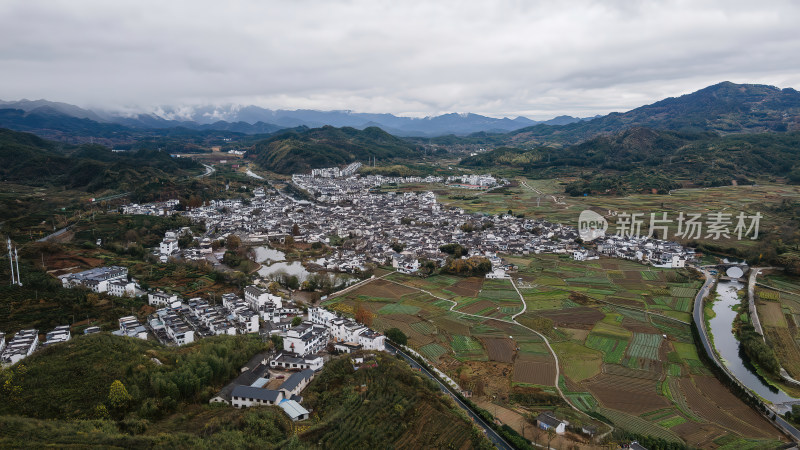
1 0 799 119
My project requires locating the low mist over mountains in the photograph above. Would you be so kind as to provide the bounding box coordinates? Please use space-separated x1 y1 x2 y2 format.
1 82 799 149
0 99 587 139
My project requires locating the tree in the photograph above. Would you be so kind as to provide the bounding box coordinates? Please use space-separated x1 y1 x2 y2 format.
94 403 110 419
292 223 301 236
439 243 468 258
391 241 405 253
0 364 27 407
226 234 241 250
291 316 303 327
385 328 407 345
108 379 133 410
460 222 475 233
547 427 556 449
440 256 492 277
355 302 374 327
286 275 300 290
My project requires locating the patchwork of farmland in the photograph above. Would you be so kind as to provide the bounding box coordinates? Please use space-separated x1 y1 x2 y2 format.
320 254 786 446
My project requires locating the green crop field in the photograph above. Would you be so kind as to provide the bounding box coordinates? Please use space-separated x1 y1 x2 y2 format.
672 342 700 361
641 271 660 281
658 416 687 428
585 333 629 364
596 407 682 443
628 333 663 360
478 289 519 301
668 364 682 377
451 335 483 352
419 343 449 361
409 321 436 335
566 392 598 412
670 286 698 298
377 304 421 315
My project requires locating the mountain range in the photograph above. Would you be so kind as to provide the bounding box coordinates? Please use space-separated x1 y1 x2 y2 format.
4 81 797 145
501 81 800 146
0 99 589 139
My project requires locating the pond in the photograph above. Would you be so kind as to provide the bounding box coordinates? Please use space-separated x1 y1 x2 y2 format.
708 280 797 406
253 246 286 264
258 260 314 280
252 246 358 286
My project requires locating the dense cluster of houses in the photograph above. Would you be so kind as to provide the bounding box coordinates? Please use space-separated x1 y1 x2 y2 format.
310 162 362 178
0 329 39 365
158 227 193 263
120 199 181 216
292 172 446 203
1 324 81 366
60 266 140 297
114 316 148 340
445 174 500 189
171 166 695 281
309 307 386 351
198 302 387 422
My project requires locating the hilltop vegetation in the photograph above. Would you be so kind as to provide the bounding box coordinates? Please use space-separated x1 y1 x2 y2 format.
0 333 269 420
504 81 800 146
0 334 489 449
0 128 201 191
300 354 490 448
251 125 420 174
461 128 800 194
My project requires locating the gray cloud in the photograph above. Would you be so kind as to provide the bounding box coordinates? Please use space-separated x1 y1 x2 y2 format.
1 0 799 119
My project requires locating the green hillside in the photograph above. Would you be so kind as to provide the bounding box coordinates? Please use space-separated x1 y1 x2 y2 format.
0 333 268 420
0 334 489 449
251 125 420 174
505 81 800 145
461 128 800 194
0 127 201 191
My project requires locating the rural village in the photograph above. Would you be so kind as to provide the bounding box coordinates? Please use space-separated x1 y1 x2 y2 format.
1 163 701 442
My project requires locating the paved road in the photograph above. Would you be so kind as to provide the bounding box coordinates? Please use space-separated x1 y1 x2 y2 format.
386 342 515 450
37 225 72 242
245 169 264 180
196 164 216 178
692 268 717 364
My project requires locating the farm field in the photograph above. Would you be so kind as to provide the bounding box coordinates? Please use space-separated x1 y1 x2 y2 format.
756 272 800 379
433 178 800 255
321 254 786 447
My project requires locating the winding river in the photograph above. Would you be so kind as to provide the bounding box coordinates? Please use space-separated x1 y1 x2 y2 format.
708 280 796 405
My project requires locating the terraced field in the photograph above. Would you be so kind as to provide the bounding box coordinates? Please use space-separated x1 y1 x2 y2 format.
595 407 682 443
757 273 800 381
321 255 786 447
627 333 663 361
585 333 628 364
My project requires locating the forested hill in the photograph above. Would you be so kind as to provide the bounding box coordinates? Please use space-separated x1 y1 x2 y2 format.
250 125 421 174
461 127 800 194
0 127 201 191
485 82 800 146
0 333 489 449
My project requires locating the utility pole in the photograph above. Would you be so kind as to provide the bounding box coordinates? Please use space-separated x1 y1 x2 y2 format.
15 247 22 286
7 238 15 285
